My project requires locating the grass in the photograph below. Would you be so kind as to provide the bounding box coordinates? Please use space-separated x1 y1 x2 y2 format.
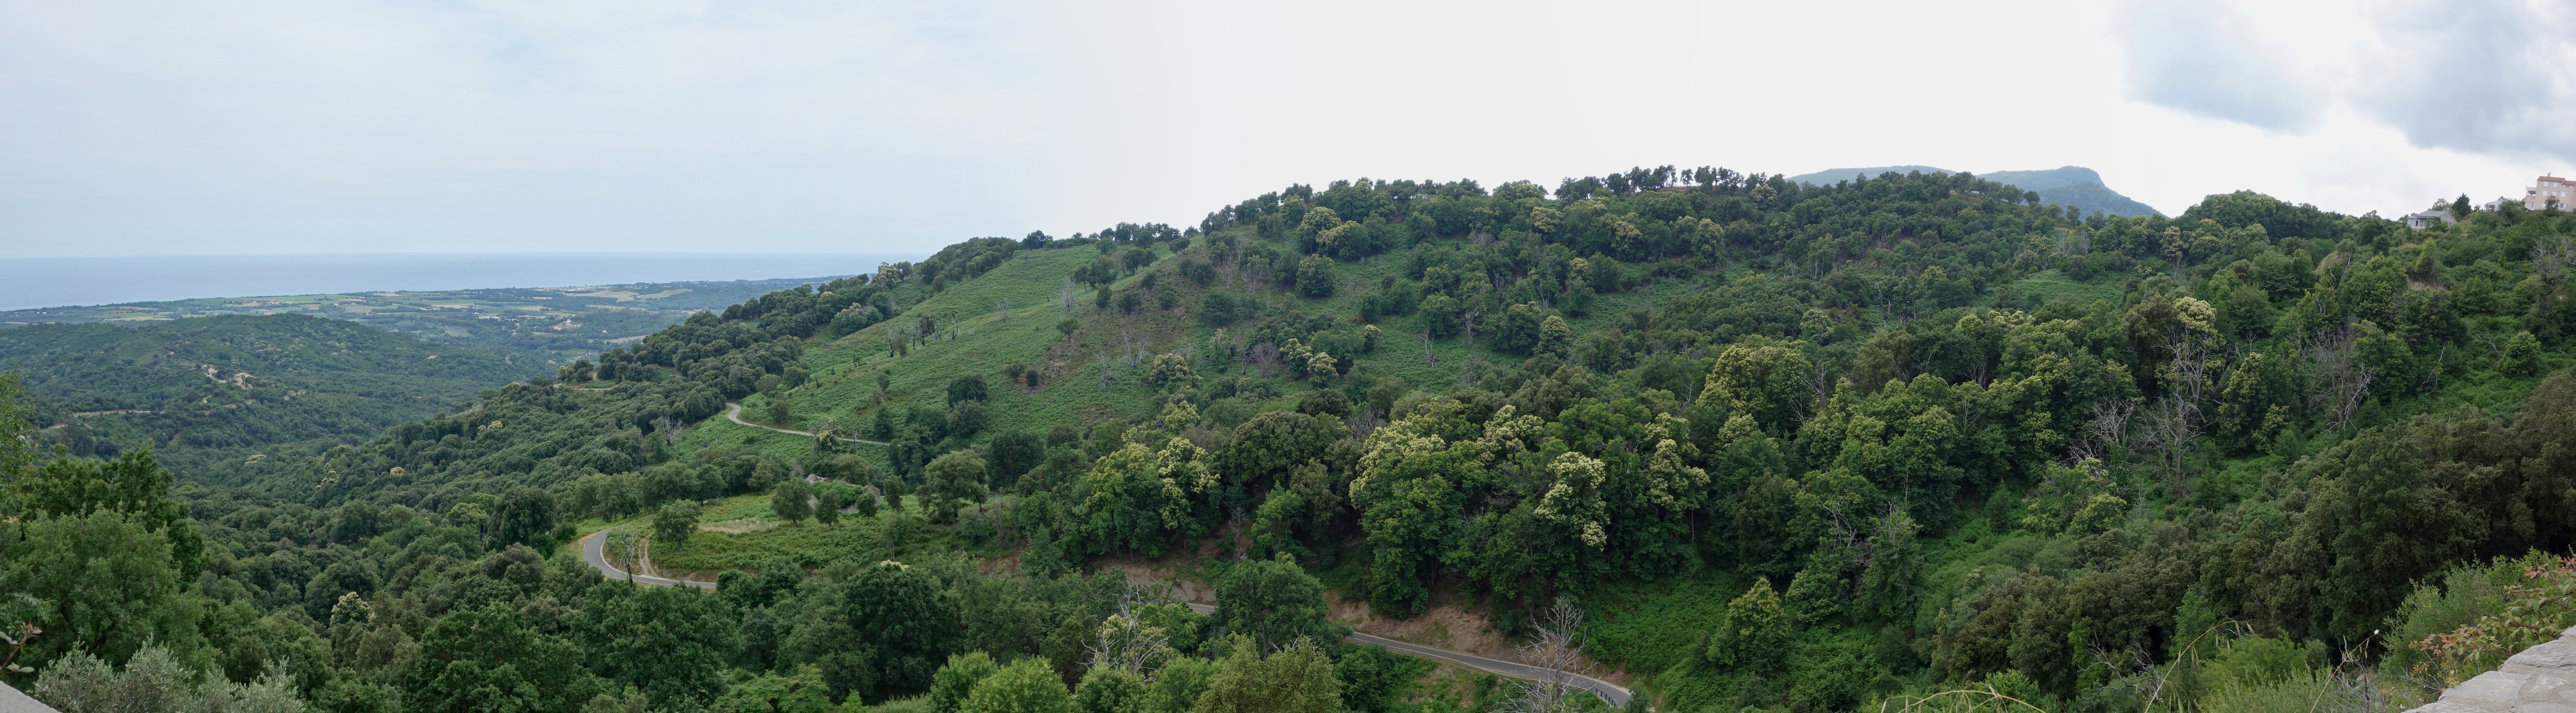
658 519 889 574
748 228 1702 458
2011 269 2122 306
1582 572 1752 679
646 491 995 575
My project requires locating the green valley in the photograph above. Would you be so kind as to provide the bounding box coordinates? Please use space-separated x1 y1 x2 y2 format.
11 166 2576 713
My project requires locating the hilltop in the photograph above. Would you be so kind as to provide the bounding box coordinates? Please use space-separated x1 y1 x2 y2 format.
1788 165 2164 217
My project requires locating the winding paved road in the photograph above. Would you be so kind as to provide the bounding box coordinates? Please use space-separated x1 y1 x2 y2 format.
724 402 890 445
581 529 714 589
573 532 1630 706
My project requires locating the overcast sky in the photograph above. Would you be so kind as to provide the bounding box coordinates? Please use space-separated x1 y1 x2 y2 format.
2 0 2569 258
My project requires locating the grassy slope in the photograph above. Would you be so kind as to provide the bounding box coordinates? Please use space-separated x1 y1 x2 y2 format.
690 232 1665 468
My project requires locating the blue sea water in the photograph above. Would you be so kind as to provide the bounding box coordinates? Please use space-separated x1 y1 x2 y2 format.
0 253 923 310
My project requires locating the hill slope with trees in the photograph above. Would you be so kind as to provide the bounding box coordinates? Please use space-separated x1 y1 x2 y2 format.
10 166 2576 713
1 314 544 479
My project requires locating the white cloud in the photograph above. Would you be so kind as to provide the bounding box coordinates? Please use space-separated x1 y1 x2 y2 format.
2112 0 2326 131
0 0 2565 257
2111 0 2576 169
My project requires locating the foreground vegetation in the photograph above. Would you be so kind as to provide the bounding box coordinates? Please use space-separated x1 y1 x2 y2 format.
10 166 2576 713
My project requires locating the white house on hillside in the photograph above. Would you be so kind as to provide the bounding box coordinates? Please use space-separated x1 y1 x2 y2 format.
2406 209 2458 229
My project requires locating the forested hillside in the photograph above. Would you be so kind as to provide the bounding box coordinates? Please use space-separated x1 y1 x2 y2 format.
10 166 2576 713
1 314 543 478
0 276 856 364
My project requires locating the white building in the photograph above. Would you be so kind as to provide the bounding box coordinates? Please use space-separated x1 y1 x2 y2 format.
2530 175 2574 210
2406 209 2457 229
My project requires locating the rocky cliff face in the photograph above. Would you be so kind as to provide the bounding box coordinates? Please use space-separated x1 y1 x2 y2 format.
2412 627 2576 712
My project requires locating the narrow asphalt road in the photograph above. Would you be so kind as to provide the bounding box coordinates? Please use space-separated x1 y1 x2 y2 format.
1176 603 1630 707
725 402 890 446
581 529 715 589
570 532 1630 707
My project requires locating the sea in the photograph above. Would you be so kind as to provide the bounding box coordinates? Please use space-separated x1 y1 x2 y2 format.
0 253 925 311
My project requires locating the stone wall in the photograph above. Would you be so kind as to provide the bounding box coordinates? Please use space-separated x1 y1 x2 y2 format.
2411 626 2576 712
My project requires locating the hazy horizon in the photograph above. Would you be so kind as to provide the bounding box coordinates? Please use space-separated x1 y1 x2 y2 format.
0 251 923 311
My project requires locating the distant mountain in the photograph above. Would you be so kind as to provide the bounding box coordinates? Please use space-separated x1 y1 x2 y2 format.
1787 165 2164 217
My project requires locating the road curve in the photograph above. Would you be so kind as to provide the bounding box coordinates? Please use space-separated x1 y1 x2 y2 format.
1178 603 1630 706
724 402 890 446
573 530 1627 706
581 529 715 589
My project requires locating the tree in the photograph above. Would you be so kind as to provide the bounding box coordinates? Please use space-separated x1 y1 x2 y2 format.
408 604 598 713
1703 340 1812 432
1295 255 1336 298
1075 666 1149 713
1494 303 1547 355
0 372 33 516
950 401 990 438
653 500 701 551
1419 295 1462 339
769 392 794 427
1143 354 1199 392
560 358 593 383
922 452 991 525
773 479 816 525
1535 314 1573 358
1504 600 1596 713
960 659 1070 713
990 431 1046 488
931 652 1003 713
1216 554 1339 651
32 645 304 713
786 561 961 703
0 510 202 674
21 450 204 576
1190 636 1338 713
1216 412 1343 492
950 376 990 405
576 584 739 709
1707 578 1788 673
486 487 558 551
1079 438 1219 556
816 487 844 526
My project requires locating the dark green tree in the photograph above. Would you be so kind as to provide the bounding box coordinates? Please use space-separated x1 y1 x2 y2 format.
921 453 990 525
1295 255 1336 298
577 584 740 709
407 604 598 713
786 561 962 703
653 500 701 551
0 510 202 673
21 450 203 576
773 478 816 525
948 376 988 405
990 431 1045 489
1215 554 1340 651
485 487 557 551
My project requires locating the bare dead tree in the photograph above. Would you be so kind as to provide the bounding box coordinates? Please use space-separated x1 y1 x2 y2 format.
2067 397 2136 465
2138 330 2215 493
1507 597 1599 713
2297 323 2376 432
1087 595 1174 676
2536 235 2575 285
